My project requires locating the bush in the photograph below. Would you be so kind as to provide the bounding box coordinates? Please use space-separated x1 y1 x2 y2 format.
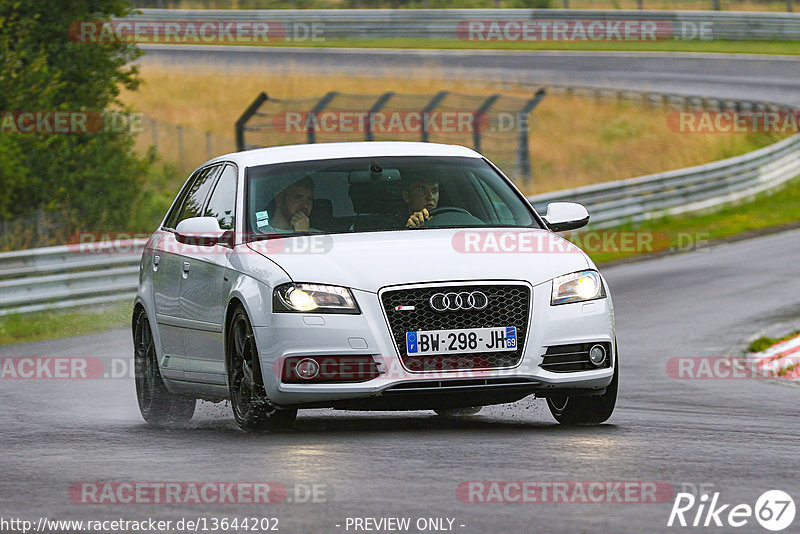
0 0 151 241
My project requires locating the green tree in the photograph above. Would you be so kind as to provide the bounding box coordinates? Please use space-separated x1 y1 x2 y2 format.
0 0 149 233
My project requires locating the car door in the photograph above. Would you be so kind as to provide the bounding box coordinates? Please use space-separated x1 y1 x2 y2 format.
177 163 237 384
154 164 222 378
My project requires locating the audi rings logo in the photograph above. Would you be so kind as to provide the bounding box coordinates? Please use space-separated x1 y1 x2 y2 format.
429 291 489 312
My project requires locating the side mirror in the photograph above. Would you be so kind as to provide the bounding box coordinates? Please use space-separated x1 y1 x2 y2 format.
174 217 231 246
543 202 590 232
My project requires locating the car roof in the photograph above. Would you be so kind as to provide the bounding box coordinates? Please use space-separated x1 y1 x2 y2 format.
204 141 483 168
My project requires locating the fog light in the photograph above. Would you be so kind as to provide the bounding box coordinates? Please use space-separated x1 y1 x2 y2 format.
295 358 320 379
589 344 607 367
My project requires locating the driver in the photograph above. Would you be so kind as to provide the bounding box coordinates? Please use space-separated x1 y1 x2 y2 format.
403 178 439 227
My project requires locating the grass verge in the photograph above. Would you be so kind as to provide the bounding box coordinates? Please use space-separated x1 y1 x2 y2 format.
216 39 800 56
0 301 131 346
748 330 800 353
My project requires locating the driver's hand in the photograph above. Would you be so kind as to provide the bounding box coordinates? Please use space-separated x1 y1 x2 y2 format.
406 209 430 227
290 212 310 232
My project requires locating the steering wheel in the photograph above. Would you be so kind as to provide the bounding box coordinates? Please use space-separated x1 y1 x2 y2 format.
426 206 473 218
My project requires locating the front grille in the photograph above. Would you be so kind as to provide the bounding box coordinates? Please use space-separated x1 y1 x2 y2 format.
540 342 612 372
381 284 530 371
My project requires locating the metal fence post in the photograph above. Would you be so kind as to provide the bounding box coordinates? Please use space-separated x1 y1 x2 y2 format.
235 91 269 151
307 91 339 144
421 91 449 143
177 125 184 169
365 92 395 142
516 89 547 185
472 94 500 154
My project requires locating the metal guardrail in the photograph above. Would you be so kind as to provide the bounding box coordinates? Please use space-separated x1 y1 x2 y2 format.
129 8 800 41
0 241 147 316
529 133 800 227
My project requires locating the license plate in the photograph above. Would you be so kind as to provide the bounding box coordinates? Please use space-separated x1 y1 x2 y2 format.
406 326 517 355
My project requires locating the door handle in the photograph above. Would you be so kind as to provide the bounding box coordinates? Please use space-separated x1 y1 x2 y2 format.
182 261 191 272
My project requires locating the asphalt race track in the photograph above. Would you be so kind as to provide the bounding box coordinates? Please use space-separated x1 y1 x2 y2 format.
1 47 800 533
2 230 799 532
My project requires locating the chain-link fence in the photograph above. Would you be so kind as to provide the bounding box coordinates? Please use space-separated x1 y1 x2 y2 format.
237 90 547 183
135 114 237 173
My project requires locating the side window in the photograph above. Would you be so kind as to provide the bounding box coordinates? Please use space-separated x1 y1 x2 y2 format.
204 165 237 230
174 165 221 226
163 169 202 229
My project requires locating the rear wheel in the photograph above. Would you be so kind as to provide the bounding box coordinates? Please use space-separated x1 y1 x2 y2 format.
227 307 297 432
546 348 618 425
434 406 482 417
133 309 196 426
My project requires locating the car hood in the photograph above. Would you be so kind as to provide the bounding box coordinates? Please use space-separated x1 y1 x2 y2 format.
246 228 590 293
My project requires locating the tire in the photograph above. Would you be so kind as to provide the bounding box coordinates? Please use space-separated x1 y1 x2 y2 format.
133 308 196 426
434 406 482 417
227 307 297 432
546 347 618 425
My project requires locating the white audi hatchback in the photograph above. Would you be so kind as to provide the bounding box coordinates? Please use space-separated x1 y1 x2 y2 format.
133 141 617 431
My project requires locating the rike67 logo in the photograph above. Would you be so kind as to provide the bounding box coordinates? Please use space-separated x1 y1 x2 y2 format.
668 490 795 531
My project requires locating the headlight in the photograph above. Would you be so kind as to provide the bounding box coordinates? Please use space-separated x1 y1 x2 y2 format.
551 270 606 306
273 283 360 314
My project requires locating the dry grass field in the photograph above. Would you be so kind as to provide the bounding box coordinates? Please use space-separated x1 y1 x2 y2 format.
121 63 787 194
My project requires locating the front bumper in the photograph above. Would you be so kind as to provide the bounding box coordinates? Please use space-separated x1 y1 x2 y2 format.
255 280 615 408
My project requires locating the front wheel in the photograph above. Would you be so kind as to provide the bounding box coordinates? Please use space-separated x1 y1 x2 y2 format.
133 308 196 426
227 307 297 432
546 350 618 425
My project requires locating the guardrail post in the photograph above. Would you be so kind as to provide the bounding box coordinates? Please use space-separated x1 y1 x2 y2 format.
516 89 547 185
307 91 339 144
421 91 449 143
473 94 500 154
235 91 269 151
365 92 395 142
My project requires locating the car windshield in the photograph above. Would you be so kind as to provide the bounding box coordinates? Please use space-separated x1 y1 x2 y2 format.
245 155 543 239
